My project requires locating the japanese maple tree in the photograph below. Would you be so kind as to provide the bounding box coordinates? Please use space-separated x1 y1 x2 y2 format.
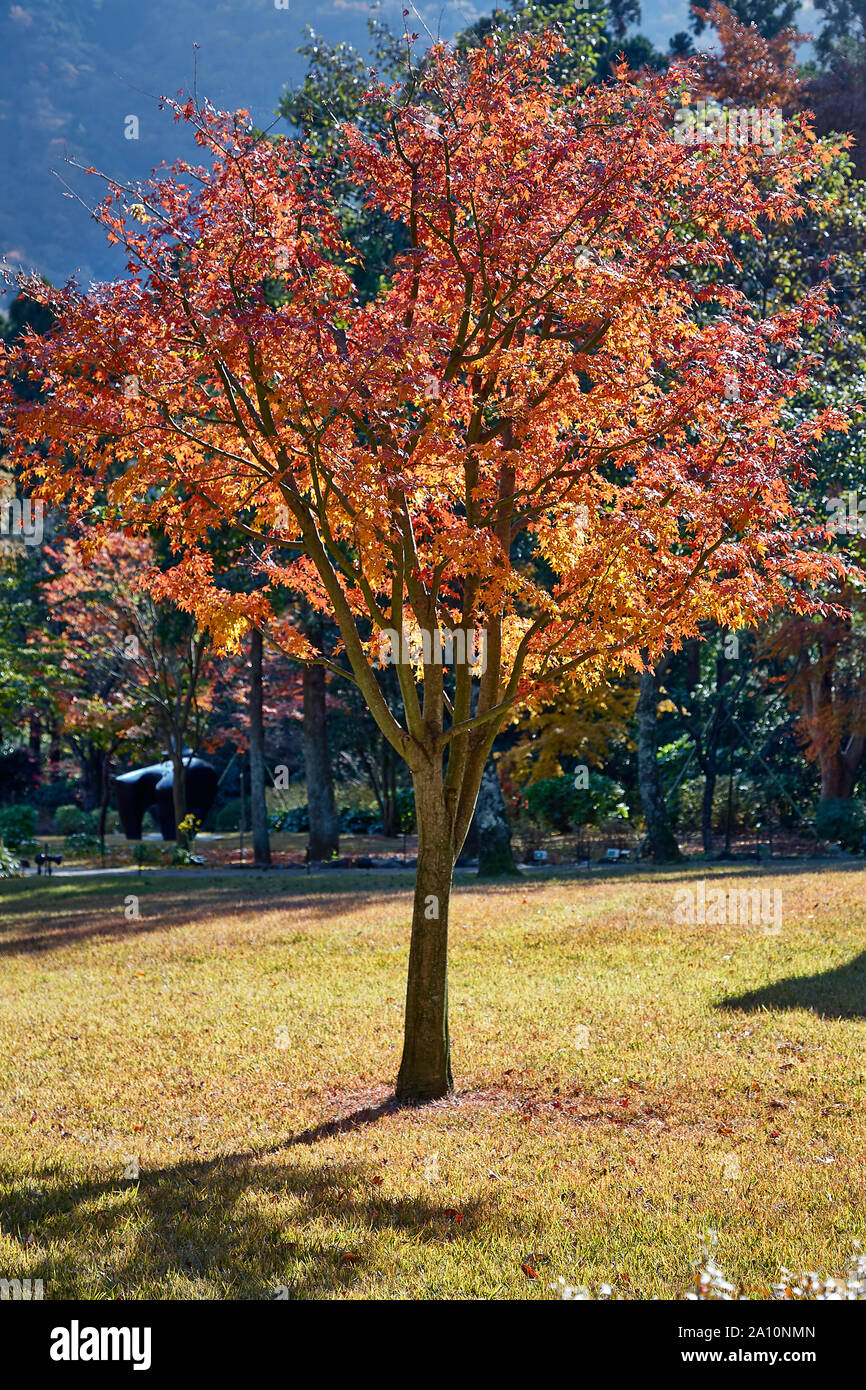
0 31 848 1098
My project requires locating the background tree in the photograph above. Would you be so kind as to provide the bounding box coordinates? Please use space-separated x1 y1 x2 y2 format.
668 1 866 833
45 535 214 846
505 673 636 783
690 1 805 106
636 655 683 861
299 613 340 861
807 0 866 176
467 754 520 876
689 0 801 38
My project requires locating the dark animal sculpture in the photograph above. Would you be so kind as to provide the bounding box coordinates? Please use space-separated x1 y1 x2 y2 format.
114 756 218 841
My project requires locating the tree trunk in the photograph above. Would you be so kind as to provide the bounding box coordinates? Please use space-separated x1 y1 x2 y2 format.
396 770 454 1100
170 745 188 847
818 747 862 801
29 714 42 767
303 664 339 861
48 721 62 783
722 744 736 856
97 754 112 843
81 744 103 812
248 628 272 865
801 629 866 802
473 754 518 876
701 767 716 856
637 663 682 862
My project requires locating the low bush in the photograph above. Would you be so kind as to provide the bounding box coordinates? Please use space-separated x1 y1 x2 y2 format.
393 786 416 834
63 832 101 857
524 773 627 833
215 799 243 832
0 803 38 849
131 842 172 865
0 842 22 876
54 804 88 836
268 800 413 835
32 778 83 812
815 798 866 852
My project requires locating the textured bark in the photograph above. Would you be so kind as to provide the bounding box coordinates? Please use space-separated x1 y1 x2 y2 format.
395 721 495 1099
701 768 716 856
29 715 41 766
800 622 866 802
473 755 518 877
684 636 701 691
81 745 104 812
170 746 188 846
721 742 736 856
396 770 454 1100
814 716 864 800
48 721 62 783
819 756 861 801
637 661 682 862
248 628 272 865
303 664 339 861
96 755 112 843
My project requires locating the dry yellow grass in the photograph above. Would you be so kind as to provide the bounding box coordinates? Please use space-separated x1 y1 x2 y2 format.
0 862 864 1299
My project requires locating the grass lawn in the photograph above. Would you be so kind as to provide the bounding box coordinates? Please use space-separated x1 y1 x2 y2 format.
1 862 864 1300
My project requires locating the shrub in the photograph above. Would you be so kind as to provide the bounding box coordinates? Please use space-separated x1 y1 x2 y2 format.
63 832 101 857
393 786 416 834
523 777 575 832
268 799 413 835
0 842 22 877
32 778 82 812
524 774 627 833
215 799 243 832
132 841 172 865
269 804 308 832
815 798 866 852
172 847 206 866
338 807 379 833
0 804 38 849
54 804 88 836
677 774 776 836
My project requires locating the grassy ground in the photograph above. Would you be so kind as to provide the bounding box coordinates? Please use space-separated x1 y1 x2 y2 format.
1 862 864 1300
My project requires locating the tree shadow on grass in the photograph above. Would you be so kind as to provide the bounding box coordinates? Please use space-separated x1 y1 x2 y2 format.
0 879 407 958
0 1101 502 1299
718 950 866 1021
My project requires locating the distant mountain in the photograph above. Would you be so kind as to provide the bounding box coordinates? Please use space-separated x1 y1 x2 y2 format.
0 0 401 290
0 0 689 293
